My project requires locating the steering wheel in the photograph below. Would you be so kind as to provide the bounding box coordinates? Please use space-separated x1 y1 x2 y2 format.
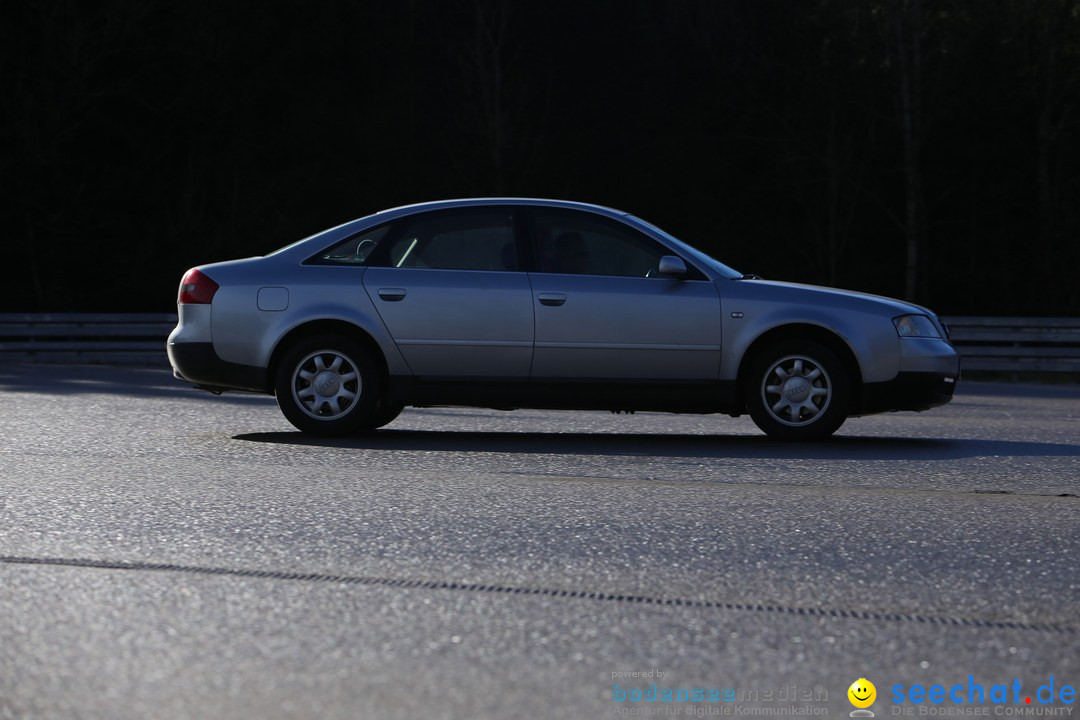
355 238 377 261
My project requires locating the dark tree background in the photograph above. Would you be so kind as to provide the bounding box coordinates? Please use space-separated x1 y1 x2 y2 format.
3 0 1079 314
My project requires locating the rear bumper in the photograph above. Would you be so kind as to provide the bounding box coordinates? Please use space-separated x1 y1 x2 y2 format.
167 341 269 393
859 371 958 415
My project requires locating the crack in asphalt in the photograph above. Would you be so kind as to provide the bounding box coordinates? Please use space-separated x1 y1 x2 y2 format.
2 554 1074 635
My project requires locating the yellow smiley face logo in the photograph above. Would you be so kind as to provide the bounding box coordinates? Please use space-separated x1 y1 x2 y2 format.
848 678 876 708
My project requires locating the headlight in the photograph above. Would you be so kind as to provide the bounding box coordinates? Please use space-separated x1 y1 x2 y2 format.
893 314 941 338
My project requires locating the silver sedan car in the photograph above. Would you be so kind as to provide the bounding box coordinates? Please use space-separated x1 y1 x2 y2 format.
167 198 959 440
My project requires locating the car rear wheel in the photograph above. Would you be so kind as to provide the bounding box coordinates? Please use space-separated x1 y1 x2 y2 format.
745 340 850 441
275 335 381 435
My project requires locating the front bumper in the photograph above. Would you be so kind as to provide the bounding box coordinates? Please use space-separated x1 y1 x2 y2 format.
856 335 960 413
167 341 269 393
859 371 958 414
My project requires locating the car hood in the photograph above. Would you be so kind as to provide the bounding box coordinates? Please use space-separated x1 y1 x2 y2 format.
733 279 937 317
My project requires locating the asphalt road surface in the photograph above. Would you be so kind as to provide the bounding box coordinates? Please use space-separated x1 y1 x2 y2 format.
1 364 1078 720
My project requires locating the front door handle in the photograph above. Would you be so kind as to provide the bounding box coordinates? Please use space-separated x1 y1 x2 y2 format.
378 288 407 301
537 293 566 307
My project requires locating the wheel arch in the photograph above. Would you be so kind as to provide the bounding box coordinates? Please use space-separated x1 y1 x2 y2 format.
268 319 389 395
736 323 863 413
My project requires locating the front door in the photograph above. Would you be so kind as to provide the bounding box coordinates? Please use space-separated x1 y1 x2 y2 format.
527 208 723 382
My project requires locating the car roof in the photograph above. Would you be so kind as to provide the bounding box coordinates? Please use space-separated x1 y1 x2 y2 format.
371 197 630 220
267 198 634 258
266 198 743 282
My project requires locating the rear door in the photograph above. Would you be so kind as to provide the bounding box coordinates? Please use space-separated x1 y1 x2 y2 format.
362 207 533 379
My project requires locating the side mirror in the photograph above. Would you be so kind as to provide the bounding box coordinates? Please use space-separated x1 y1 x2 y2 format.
657 255 688 278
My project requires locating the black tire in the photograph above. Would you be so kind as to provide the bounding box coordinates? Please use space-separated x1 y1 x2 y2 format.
744 339 850 441
368 399 405 430
275 335 381 435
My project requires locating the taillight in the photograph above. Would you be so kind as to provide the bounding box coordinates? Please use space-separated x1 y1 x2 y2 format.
178 268 219 304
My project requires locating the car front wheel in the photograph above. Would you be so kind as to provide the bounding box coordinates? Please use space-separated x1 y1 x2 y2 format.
369 399 405 429
275 335 382 435
745 340 850 441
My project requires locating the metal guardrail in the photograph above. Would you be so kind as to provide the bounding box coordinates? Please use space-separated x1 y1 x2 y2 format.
0 313 176 365
0 313 1078 375
942 316 1080 374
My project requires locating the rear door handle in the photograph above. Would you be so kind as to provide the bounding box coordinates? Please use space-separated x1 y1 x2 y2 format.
537 293 566 307
378 288 407 301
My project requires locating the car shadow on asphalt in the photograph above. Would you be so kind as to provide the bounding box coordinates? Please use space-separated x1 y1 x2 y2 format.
232 430 1080 463
0 363 276 403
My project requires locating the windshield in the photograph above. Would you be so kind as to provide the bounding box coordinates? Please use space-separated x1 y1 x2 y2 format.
626 216 742 280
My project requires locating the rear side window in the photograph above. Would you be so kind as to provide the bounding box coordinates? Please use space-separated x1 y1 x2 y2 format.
383 209 518 271
308 224 393 265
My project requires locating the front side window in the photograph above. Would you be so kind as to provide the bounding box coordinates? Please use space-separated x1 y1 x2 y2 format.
384 210 518 271
530 209 689 278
